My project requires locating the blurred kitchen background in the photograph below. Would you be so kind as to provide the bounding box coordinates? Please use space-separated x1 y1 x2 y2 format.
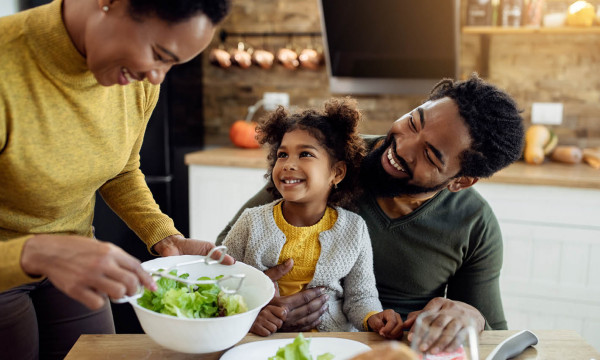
3 0 599 350
201 0 600 149
197 1 600 350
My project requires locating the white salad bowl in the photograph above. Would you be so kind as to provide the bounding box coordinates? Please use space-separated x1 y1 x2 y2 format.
129 255 275 354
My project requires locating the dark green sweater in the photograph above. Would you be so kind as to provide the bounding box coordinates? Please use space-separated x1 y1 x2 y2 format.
216 136 507 330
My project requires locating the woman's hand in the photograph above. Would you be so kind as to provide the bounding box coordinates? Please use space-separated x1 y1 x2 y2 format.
20 234 156 310
153 234 235 265
404 297 485 355
367 309 404 339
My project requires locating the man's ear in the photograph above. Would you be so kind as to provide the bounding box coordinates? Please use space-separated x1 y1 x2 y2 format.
447 176 479 192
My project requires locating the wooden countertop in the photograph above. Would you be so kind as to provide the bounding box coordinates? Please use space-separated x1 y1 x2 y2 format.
481 161 600 189
185 147 268 169
185 147 600 190
65 330 600 360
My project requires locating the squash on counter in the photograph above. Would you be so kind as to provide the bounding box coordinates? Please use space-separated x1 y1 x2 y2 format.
229 120 260 149
583 147 600 169
550 145 583 164
566 1 596 27
524 125 557 165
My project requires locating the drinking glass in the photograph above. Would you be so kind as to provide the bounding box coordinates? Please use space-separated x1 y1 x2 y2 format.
410 310 479 360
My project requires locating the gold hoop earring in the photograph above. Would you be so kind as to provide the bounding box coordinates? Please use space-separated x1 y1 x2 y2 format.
102 5 109 12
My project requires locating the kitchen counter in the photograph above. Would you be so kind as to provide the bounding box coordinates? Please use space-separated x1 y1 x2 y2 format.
185 147 600 189
483 160 600 189
185 147 268 169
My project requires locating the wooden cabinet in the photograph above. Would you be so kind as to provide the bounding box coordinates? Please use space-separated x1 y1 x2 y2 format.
475 182 600 350
188 165 267 243
186 148 268 243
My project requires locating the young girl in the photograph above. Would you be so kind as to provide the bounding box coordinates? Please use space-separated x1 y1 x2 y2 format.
222 98 402 338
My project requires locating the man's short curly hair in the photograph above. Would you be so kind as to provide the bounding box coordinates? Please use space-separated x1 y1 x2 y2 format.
128 0 231 25
428 74 525 178
257 98 366 209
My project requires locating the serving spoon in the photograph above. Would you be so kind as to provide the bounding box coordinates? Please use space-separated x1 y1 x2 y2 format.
111 246 246 303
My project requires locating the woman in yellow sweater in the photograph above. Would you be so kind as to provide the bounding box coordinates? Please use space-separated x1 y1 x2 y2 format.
0 0 232 358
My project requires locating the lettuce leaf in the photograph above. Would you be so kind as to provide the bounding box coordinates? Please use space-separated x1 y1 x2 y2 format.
219 292 248 316
316 354 335 360
267 333 334 360
137 270 247 319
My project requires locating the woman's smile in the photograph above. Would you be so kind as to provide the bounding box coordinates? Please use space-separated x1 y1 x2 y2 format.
118 67 137 85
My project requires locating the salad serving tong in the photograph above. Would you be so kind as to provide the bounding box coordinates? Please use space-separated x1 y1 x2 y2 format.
111 246 246 304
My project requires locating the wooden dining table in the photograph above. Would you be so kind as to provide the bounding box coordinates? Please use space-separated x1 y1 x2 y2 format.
65 329 599 359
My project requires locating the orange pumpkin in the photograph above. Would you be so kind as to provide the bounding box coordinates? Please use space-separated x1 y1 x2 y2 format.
229 120 260 149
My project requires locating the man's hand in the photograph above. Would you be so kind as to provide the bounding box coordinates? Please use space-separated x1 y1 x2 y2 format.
271 288 329 332
404 297 485 355
250 304 287 336
153 235 235 265
21 234 157 310
253 259 329 333
367 309 404 339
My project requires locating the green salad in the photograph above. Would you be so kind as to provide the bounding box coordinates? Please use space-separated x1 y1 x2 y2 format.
137 270 247 319
268 333 334 360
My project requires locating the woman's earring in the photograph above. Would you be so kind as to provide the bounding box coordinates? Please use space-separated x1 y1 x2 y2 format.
102 5 109 12
334 183 338 189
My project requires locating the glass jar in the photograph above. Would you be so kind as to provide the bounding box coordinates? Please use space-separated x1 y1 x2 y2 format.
467 0 494 25
501 0 524 27
543 0 569 27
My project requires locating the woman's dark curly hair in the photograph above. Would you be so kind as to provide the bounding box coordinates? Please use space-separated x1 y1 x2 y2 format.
428 74 525 178
257 98 366 209
128 0 231 25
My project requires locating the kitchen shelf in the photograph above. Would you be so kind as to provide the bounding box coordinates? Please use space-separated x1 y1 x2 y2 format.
462 26 600 77
463 26 600 34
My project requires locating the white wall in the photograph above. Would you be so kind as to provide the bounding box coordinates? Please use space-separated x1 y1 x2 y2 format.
0 0 19 17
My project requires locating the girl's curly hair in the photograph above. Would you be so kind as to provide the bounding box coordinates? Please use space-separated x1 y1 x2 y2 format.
256 98 366 209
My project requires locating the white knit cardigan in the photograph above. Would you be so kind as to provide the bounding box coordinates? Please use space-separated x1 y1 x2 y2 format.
222 200 383 332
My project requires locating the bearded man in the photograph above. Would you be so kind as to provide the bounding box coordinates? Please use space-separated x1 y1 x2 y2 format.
217 74 525 354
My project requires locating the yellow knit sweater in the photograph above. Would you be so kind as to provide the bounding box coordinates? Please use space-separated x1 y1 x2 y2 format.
274 202 378 331
0 0 180 291
274 202 337 296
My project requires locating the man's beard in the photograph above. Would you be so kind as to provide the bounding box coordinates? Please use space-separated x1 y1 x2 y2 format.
359 137 450 197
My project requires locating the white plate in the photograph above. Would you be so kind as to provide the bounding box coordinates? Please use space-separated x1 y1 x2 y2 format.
220 337 371 360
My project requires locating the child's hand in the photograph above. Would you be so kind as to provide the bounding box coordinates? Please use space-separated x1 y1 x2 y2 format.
249 304 288 337
367 309 404 339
